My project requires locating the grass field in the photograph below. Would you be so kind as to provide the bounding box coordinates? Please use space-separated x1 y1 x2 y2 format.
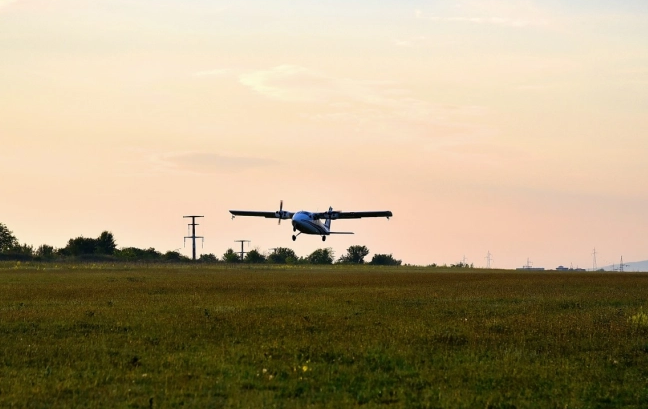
1 263 648 408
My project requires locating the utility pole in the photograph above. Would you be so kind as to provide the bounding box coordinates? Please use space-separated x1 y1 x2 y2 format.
592 248 598 271
617 256 629 272
485 251 493 269
234 240 250 261
183 215 204 261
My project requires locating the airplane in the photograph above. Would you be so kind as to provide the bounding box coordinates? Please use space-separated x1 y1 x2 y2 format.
230 201 393 241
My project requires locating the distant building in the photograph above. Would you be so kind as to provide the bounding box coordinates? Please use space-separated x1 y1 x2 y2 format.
555 265 587 271
517 258 544 271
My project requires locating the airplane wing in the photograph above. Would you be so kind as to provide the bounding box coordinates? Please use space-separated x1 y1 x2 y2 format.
315 210 393 220
229 210 294 219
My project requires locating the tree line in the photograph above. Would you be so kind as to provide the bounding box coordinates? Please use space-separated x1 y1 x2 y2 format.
0 222 402 265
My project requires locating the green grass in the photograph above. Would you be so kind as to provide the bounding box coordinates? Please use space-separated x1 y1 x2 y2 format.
1 263 648 408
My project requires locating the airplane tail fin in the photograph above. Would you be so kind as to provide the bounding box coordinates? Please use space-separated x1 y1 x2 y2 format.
324 206 333 230
325 206 353 234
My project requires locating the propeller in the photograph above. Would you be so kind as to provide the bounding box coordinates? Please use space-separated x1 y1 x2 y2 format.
326 206 340 219
277 200 284 225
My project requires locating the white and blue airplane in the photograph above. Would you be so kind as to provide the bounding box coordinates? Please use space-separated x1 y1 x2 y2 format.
230 201 393 241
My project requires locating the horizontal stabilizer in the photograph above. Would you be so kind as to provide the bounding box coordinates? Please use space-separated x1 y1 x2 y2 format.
328 232 354 235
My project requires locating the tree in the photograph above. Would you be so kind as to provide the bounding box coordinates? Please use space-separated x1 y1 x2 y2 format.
141 247 162 260
369 253 402 266
9 243 33 257
199 253 219 262
115 247 162 261
163 250 188 262
338 245 369 264
95 231 116 255
307 248 334 265
222 248 240 263
0 223 18 253
36 244 56 259
59 231 117 257
245 249 266 263
65 237 97 256
267 247 297 264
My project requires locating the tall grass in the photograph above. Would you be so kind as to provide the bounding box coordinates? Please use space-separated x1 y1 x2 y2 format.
1 264 647 407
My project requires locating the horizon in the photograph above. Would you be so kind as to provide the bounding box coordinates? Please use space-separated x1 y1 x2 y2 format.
2 1 647 269
3 222 647 271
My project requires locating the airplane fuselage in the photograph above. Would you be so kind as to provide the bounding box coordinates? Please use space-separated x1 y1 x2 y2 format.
291 211 329 236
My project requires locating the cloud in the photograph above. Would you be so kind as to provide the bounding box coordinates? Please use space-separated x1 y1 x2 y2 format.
422 15 547 28
617 68 648 86
516 84 551 92
416 0 550 28
152 152 277 174
239 65 344 103
192 69 232 77
239 65 411 108
238 65 493 142
392 36 428 48
0 0 19 10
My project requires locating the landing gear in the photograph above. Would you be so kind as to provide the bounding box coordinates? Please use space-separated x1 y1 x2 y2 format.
322 236 327 242
293 227 297 232
292 235 296 241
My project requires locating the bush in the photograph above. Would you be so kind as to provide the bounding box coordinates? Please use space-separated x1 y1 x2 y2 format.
369 254 401 266
199 253 219 263
629 307 648 330
163 251 188 262
115 247 162 261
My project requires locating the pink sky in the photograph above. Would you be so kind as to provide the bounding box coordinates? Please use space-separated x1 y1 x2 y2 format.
1 1 647 268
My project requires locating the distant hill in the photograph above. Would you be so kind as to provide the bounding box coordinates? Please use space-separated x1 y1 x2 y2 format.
601 259 648 272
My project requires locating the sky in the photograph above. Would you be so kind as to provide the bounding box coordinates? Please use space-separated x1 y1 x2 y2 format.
1 0 647 268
